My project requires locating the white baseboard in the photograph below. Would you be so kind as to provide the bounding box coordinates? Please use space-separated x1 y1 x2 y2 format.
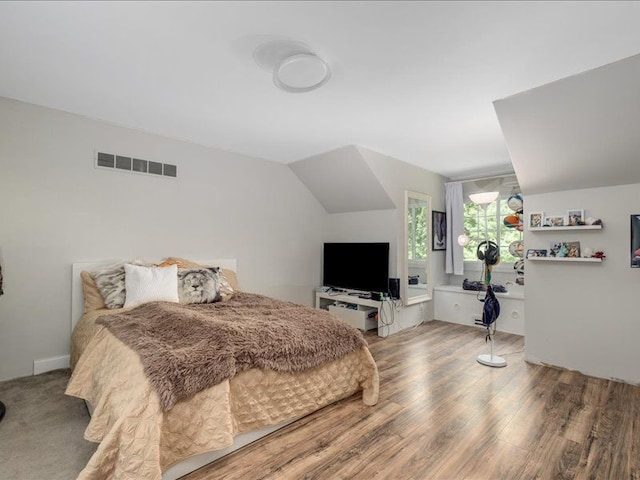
33 355 70 375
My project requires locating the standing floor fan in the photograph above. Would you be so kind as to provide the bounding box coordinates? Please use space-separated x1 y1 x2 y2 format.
470 191 507 368
477 283 506 367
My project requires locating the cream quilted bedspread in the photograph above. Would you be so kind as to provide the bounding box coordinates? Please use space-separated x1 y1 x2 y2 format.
66 309 379 480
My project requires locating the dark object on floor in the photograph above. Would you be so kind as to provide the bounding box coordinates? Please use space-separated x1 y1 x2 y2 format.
462 278 507 293
0 401 5 422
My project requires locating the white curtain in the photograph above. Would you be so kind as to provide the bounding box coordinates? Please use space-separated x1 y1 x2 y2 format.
445 181 464 275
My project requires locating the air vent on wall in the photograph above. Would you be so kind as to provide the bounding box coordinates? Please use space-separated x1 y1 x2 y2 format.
95 151 177 178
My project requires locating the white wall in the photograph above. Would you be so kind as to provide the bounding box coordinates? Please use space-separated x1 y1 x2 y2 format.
359 146 448 294
525 183 640 384
0 97 328 381
494 53 640 195
325 209 398 271
289 146 395 213
324 146 447 331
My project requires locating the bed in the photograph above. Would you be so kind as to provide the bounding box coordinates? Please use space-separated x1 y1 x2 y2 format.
65 258 379 480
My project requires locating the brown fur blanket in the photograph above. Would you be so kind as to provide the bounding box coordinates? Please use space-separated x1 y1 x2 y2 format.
96 292 367 411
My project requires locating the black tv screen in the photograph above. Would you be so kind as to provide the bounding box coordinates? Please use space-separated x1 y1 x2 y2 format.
323 242 390 293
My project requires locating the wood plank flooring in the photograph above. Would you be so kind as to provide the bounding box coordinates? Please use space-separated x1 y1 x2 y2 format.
186 321 640 480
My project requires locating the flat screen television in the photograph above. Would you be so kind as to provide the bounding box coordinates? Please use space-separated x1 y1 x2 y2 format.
323 242 390 293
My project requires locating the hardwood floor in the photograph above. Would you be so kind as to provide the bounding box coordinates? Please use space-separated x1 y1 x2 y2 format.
186 321 640 480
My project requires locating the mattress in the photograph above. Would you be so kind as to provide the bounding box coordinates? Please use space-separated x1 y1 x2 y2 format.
66 304 379 480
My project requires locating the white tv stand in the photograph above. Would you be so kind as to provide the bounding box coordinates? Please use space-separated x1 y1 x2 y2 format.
315 290 382 332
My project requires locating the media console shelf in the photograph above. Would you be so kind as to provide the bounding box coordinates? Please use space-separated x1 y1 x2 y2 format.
316 291 381 331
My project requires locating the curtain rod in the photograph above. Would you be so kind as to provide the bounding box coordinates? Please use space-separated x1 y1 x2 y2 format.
445 172 516 185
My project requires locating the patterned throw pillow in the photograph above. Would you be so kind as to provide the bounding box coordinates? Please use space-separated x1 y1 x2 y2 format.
159 257 237 301
178 268 222 304
81 271 107 313
91 260 146 309
218 271 235 301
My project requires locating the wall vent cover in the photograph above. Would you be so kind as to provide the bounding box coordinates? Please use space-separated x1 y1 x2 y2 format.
95 151 177 179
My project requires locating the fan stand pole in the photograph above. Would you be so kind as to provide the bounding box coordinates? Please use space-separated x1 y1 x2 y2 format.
476 202 506 368
477 334 507 367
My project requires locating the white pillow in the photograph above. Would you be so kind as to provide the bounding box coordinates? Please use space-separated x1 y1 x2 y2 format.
124 264 179 309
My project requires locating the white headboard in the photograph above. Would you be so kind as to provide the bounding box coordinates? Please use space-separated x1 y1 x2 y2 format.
71 259 237 332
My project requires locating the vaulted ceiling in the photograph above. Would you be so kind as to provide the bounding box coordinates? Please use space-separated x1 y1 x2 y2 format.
1 1 640 178
495 53 640 195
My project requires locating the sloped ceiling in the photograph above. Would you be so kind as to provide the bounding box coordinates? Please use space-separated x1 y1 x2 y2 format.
289 146 395 213
2 2 640 178
494 53 640 195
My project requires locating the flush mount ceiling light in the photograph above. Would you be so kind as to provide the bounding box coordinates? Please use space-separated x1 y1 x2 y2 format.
254 40 331 93
274 53 330 93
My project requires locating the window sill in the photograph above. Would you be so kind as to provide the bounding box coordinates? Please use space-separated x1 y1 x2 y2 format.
408 260 427 268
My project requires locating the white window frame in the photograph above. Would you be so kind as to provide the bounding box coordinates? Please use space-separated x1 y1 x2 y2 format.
462 196 519 273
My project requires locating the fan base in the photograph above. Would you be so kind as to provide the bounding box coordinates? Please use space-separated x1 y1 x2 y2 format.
477 354 507 368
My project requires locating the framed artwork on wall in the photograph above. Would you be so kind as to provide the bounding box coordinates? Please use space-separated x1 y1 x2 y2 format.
631 215 640 268
432 210 446 251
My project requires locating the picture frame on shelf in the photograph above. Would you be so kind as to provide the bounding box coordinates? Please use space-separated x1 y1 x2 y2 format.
550 241 580 258
567 209 585 226
544 215 567 227
526 249 547 258
432 210 446 251
529 212 544 228
565 241 581 257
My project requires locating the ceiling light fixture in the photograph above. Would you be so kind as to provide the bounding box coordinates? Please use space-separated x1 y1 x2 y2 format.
469 191 499 205
274 53 331 93
254 40 331 93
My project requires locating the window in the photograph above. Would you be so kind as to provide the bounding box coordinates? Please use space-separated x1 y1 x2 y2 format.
463 197 522 265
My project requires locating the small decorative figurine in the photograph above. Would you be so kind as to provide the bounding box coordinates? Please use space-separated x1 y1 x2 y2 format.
507 194 523 213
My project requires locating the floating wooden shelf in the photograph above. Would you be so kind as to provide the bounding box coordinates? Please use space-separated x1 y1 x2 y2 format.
528 257 602 263
528 225 602 232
